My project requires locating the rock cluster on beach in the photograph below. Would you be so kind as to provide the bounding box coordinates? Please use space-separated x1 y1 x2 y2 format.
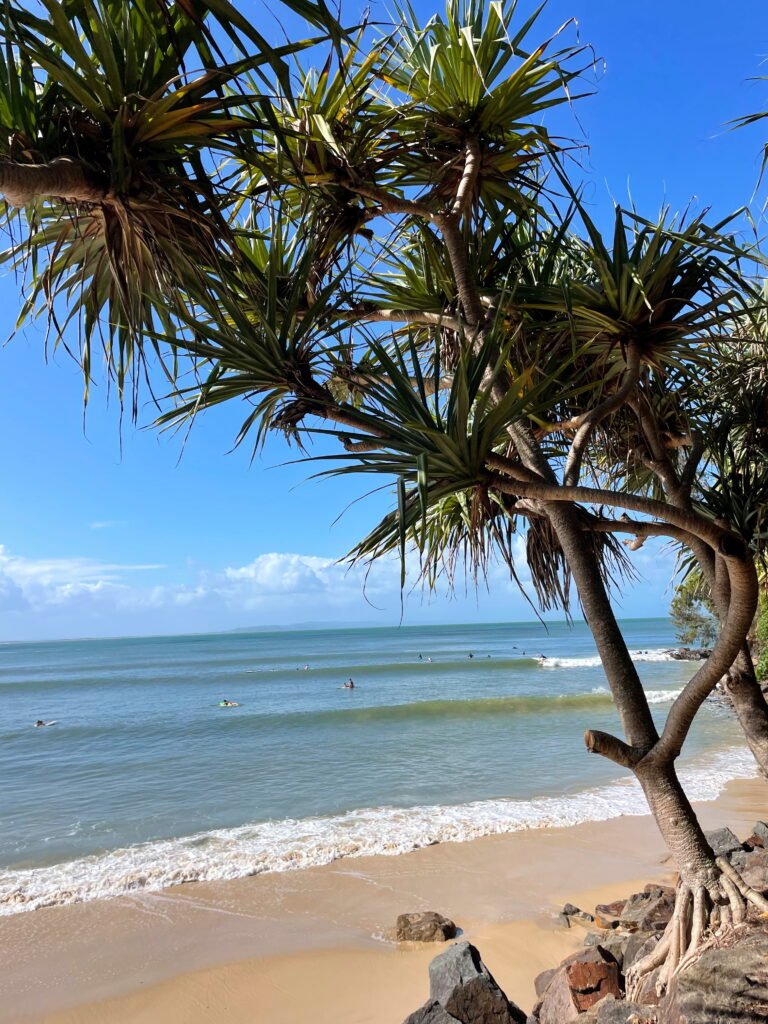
403 942 527 1023
401 823 768 1024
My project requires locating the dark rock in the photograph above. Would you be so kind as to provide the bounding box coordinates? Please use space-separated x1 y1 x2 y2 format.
669 647 711 660
622 932 659 973
635 967 662 1007
562 903 595 925
594 899 627 930
660 925 768 1022
618 890 674 933
583 932 626 970
704 826 743 859
739 848 768 893
403 1001 457 1024
428 942 527 1023
754 821 768 846
397 911 458 943
595 995 656 1023
643 883 675 899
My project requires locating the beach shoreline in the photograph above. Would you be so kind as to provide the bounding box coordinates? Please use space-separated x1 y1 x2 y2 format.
3 773 766 1024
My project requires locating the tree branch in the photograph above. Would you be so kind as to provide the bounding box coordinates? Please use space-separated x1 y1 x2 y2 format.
343 181 438 221
0 158 106 205
563 343 642 486
450 138 481 220
584 729 640 768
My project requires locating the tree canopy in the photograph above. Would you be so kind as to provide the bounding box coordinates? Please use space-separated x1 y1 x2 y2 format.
2 0 768 995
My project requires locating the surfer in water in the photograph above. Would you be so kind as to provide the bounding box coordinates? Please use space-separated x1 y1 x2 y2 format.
342 678 355 689
219 699 239 707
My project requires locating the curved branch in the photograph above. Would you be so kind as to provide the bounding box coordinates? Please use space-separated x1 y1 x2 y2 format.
487 459 742 551
487 464 758 758
343 181 437 221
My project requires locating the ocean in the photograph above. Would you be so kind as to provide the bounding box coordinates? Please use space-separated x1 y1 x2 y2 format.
0 618 753 915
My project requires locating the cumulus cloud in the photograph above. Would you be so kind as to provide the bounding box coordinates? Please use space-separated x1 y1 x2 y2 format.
0 535 674 642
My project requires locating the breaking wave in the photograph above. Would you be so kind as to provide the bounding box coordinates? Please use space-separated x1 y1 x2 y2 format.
1 744 755 917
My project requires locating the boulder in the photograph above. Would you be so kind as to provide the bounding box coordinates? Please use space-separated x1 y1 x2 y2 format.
737 848 768 893
594 995 656 1023
618 889 674 933
427 942 527 1023
753 821 768 846
594 899 627 930
583 931 627 970
404 1002 458 1024
397 911 458 943
562 903 595 925
704 827 743 859
660 925 768 1022
622 932 659 973
534 968 557 998
534 946 621 1024
669 648 710 661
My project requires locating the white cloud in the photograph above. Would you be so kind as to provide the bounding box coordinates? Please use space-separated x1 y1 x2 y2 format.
0 536 675 642
89 520 124 530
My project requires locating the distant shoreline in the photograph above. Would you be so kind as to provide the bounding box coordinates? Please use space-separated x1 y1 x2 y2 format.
0 615 673 647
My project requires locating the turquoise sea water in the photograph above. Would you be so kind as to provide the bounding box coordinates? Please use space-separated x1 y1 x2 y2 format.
0 618 752 914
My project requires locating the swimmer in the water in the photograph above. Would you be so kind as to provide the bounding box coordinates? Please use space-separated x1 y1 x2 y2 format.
342 678 355 689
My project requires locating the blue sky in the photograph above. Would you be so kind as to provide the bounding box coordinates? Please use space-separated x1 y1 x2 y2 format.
0 0 765 640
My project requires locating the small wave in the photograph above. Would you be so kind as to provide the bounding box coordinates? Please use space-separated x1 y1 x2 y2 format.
538 649 675 670
0 745 755 917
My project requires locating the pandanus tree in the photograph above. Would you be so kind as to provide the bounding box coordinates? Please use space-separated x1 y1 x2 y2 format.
2 0 768 994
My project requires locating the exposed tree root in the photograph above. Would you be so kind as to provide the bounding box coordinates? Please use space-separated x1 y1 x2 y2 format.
625 859 768 1000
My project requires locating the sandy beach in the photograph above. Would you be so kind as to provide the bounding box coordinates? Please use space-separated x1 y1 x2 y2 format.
2 773 765 1024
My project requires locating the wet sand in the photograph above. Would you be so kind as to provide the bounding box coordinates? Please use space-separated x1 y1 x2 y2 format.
3 775 766 1024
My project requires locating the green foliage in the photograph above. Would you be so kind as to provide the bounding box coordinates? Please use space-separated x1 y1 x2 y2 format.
670 580 718 648
0 0 765 610
755 593 768 682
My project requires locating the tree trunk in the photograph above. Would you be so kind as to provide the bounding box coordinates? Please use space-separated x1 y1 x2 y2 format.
637 761 717 891
723 648 768 776
0 159 105 205
627 758 768 996
695 544 768 776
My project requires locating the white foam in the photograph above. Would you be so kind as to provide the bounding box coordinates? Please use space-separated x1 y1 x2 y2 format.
0 745 756 917
539 649 676 669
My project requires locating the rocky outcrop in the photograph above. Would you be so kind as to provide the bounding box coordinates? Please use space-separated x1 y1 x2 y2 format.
660 925 768 1022
529 946 622 1023
668 648 711 661
403 826 768 1024
397 911 458 943
703 827 743 859
403 941 527 1024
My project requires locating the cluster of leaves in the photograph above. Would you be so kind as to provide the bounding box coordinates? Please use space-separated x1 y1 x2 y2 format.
1 0 767 611
669 575 718 648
